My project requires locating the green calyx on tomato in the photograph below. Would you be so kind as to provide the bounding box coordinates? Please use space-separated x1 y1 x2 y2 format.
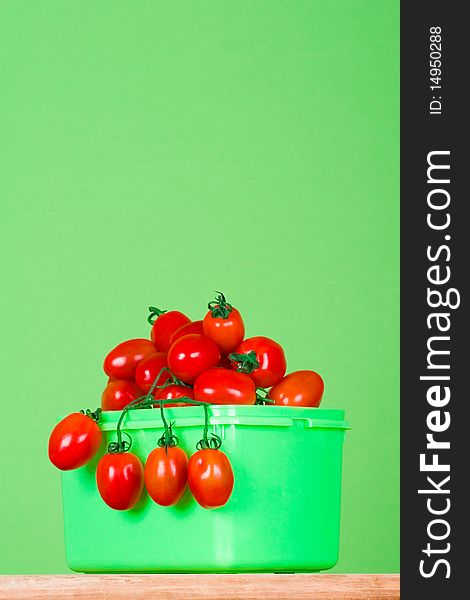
107 430 133 454
196 435 222 450
147 306 167 325
254 388 274 405
80 407 102 422
207 291 233 319
156 401 180 450
230 336 287 388
195 403 222 450
228 350 260 374
157 424 179 449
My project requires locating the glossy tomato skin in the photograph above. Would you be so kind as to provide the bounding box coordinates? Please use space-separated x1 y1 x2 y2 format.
167 334 221 385
169 320 204 346
96 452 144 510
269 370 324 407
135 352 170 392
232 336 286 388
203 307 245 355
151 311 191 352
194 368 255 405
154 384 195 407
48 413 102 470
188 449 234 509
103 339 156 381
101 380 144 411
145 446 188 506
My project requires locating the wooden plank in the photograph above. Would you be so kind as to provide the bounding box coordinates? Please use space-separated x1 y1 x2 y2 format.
0 574 399 600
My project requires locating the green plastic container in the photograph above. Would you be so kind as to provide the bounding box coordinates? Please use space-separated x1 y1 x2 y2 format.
61 405 349 573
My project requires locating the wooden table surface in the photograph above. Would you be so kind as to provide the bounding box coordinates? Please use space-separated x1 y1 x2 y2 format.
0 574 399 599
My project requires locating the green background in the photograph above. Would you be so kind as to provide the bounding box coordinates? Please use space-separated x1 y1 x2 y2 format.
0 0 399 573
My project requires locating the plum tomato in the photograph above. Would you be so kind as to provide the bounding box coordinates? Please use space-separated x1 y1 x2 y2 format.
194 368 255 405
188 449 234 509
96 452 144 510
154 384 195 407
269 370 324 407
48 412 102 470
169 320 204 346
148 307 191 352
144 446 188 506
167 334 220 384
203 292 245 355
134 352 170 392
230 336 286 388
101 380 144 411
103 338 156 381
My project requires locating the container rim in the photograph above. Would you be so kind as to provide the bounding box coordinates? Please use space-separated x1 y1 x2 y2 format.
91 405 350 431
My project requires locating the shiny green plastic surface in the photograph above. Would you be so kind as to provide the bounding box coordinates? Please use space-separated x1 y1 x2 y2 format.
61 405 348 573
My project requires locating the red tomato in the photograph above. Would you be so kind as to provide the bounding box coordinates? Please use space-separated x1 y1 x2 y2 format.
269 370 324 407
167 334 220 384
188 449 234 509
154 384 195 407
169 320 204 346
203 293 245 355
231 336 286 388
144 446 188 506
103 339 156 381
194 368 255 405
48 413 102 471
149 308 191 352
135 352 170 392
101 380 144 411
96 452 144 510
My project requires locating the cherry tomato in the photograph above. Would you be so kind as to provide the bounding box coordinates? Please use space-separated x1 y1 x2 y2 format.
203 292 245 355
188 449 234 509
269 370 324 407
167 334 220 384
103 339 156 381
149 307 191 352
169 320 204 346
135 352 170 392
96 452 144 510
101 380 144 411
144 446 188 506
154 384 195 407
48 413 102 470
194 368 255 405
231 336 286 388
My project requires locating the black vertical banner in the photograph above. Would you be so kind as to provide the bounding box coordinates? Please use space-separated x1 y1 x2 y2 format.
401 2 467 598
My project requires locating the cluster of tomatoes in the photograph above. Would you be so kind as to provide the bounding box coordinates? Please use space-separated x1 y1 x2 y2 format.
48 407 233 511
102 292 324 410
48 292 324 513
